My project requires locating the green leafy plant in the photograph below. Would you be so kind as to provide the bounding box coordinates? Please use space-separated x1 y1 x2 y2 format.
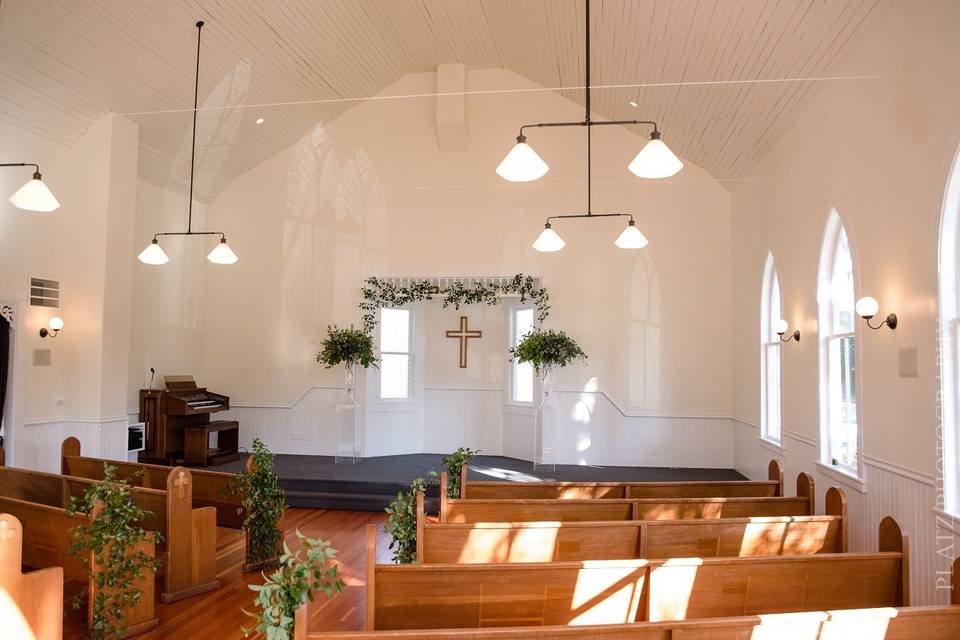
316 324 377 369
66 464 162 640
510 328 587 375
228 439 287 567
243 530 344 640
384 473 436 564
441 447 480 499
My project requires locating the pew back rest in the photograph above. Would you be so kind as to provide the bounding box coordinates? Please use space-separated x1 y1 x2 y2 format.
0 513 64 640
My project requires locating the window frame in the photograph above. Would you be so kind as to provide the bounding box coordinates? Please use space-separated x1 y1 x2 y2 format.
817 210 864 482
938 146 960 516
507 304 536 405
377 307 413 401
760 253 783 447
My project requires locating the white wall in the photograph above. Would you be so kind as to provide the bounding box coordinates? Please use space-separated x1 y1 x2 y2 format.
730 0 960 606
199 67 733 466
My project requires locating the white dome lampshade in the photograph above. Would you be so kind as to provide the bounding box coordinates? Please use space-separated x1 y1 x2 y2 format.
9 172 60 212
207 238 239 264
855 296 880 319
532 223 565 252
628 131 683 179
48 316 64 331
773 318 790 335
614 220 649 249
496 135 549 182
138 239 170 265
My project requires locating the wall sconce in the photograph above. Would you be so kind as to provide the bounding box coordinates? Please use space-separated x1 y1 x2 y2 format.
855 296 897 330
774 318 800 342
39 316 63 338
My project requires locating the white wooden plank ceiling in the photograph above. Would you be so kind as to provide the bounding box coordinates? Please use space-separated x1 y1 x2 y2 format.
0 0 890 198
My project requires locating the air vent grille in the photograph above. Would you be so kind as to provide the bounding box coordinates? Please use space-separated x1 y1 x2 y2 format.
30 277 60 308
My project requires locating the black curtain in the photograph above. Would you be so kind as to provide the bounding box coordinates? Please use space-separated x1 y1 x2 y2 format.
0 314 8 447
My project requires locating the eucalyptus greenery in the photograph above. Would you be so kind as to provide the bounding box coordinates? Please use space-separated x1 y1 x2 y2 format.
384 472 436 564
441 447 480 499
359 274 550 333
510 328 588 375
66 464 162 640
243 530 344 640
228 439 287 566
316 324 377 369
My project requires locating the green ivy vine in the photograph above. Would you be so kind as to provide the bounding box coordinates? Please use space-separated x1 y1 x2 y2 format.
227 439 287 566
359 274 550 333
66 464 162 640
441 447 479 499
384 472 436 564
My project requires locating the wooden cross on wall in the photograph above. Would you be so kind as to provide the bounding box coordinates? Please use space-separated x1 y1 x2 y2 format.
446 316 482 368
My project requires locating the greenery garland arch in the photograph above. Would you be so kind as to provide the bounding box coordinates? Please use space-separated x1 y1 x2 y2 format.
359 274 550 333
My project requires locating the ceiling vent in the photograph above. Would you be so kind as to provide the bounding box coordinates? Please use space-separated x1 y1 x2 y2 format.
29 277 60 308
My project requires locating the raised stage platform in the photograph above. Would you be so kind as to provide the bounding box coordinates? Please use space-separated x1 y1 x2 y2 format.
215 453 748 511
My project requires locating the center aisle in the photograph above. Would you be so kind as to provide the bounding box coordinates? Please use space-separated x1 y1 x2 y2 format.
63 509 391 640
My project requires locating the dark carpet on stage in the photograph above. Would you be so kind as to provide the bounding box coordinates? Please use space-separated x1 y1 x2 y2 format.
214 453 747 511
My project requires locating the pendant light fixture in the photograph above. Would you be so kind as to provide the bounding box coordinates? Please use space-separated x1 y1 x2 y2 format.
498 0 682 252
1 163 60 212
137 21 238 266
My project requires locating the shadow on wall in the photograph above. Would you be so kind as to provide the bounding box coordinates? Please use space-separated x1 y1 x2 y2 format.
631 251 661 410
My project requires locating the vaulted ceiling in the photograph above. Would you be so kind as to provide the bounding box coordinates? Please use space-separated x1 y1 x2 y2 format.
0 0 889 198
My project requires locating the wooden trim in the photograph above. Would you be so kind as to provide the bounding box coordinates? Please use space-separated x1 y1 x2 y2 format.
415 490 424 564
0 446 6 467
796 472 815 514
768 458 784 496
879 515 909 606
825 486 849 552
459 464 468 499
366 524 376 631
439 472 448 524
60 436 80 474
954 557 960 605
0 513 63 640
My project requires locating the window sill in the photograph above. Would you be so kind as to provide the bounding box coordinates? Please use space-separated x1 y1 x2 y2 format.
503 403 536 417
758 436 786 454
933 508 960 535
368 400 423 413
814 461 868 494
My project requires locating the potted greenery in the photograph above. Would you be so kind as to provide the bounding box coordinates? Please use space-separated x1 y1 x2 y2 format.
67 464 162 640
510 328 587 404
243 530 344 640
441 447 479 499
228 438 287 572
317 324 377 405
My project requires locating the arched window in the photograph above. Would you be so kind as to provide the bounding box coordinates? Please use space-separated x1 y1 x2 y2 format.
817 210 860 477
760 253 782 444
939 147 960 515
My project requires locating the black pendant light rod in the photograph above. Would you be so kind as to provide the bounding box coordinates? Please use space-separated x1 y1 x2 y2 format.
0 162 43 179
515 0 660 222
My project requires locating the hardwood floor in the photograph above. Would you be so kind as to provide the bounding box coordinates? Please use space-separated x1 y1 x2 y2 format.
63 508 391 639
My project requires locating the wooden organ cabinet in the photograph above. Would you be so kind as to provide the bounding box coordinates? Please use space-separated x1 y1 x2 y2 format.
139 375 239 467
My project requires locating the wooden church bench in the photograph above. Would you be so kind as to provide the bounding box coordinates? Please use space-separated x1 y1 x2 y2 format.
0 501 158 637
418 487 847 563
358 515 907 632
60 436 245 529
439 471 815 524
303 604 960 640
458 459 784 500
0 513 64 640
0 464 218 603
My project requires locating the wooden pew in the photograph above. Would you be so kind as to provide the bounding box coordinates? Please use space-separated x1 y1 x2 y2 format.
0 513 64 640
440 470 815 524
417 487 847 563
0 464 218 603
459 459 785 500
360 516 908 632
0 499 158 637
60 436 244 529
304 605 960 640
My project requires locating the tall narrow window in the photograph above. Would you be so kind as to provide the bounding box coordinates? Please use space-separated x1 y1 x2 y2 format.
939 147 960 515
817 211 859 476
379 308 410 399
760 254 782 444
510 306 535 403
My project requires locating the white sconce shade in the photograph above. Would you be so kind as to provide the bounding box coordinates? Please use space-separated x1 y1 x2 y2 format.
138 239 170 265
207 238 239 264
773 318 789 335
532 224 565 252
614 220 649 249
855 296 880 318
48 316 64 331
9 175 60 212
628 133 683 179
496 137 549 182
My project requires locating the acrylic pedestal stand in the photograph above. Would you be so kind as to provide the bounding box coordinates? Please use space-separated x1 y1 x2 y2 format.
533 370 558 470
335 363 360 464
